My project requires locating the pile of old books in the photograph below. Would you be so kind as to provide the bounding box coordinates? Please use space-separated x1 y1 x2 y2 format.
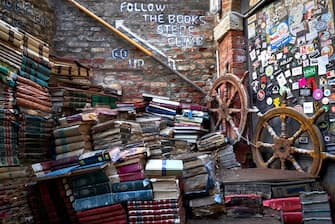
174 105 209 144
20 31 51 89
145 95 179 123
0 65 19 166
0 20 22 70
124 159 185 223
300 191 332 224
1 166 34 223
91 120 122 151
53 114 94 161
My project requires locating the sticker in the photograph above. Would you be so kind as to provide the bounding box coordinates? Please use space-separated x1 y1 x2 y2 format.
284 70 291 77
303 102 314 114
250 49 257 61
324 89 331 97
298 136 309 144
269 20 292 50
313 89 323 100
326 70 335 78
298 78 307 88
322 105 329 112
317 121 329 132
257 90 265 101
294 105 303 113
331 105 335 113
292 66 303 76
303 66 316 78
324 136 330 142
273 97 280 107
329 123 335 136
276 73 287 86
265 65 274 76
322 97 329 105
320 31 330 41
272 85 280 94
307 77 317 91
266 97 273 105
321 45 334 57
292 82 299 90
280 86 293 98
261 76 267 83
299 88 312 96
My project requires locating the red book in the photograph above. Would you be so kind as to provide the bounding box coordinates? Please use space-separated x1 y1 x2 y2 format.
128 213 179 222
116 161 144 174
78 209 125 222
127 199 179 206
79 214 127 224
129 219 180 224
76 203 124 218
119 170 145 182
128 208 180 216
127 202 180 210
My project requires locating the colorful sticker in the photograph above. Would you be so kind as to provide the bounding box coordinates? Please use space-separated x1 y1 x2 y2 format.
269 20 292 50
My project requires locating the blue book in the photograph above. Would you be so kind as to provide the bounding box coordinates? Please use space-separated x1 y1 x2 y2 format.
113 189 153 203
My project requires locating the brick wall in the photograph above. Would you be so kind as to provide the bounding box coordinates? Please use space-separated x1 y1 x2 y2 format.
50 0 216 103
0 0 55 43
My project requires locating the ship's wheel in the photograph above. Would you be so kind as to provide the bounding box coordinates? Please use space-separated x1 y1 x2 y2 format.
207 64 251 144
252 103 326 176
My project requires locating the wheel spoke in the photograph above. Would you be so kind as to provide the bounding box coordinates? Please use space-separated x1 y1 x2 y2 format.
288 155 304 172
263 121 279 140
209 108 220 113
291 147 315 157
280 114 287 138
265 155 277 167
215 94 224 108
257 141 274 149
215 117 222 130
280 159 286 170
229 108 241 114
288 125 307 143
227 116 239 136
226 88 237 108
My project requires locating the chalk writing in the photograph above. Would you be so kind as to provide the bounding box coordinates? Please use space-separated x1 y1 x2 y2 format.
128 58 144 69
112 48 129 59
120 2 166 12
0 0 49 27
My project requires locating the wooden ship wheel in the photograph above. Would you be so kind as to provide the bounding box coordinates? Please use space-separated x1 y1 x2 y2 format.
252 102 327 176
207 63 251 144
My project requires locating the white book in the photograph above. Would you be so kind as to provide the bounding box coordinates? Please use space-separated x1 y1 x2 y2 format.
142 92 170 100
152 97 180 107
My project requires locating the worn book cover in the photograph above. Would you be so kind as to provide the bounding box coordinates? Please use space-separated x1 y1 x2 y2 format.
111 179 151 192
145 160 183 177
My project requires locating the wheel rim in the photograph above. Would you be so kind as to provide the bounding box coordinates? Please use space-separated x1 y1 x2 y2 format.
252 107 324 176
207 73 249 143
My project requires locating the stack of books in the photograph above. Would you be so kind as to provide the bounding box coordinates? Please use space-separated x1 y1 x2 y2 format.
0 20 23 70
145 96 179 122
124 159 186 223
50 55 93 86
137 116 162 158
56 178 78 224
217 145 240 169
300 191 332 224
196 131 230 151
53 118 93 160
76 203 127 224
91 120 122 151
0 166 34 223
225 194 263 218
18 113 54 163
0 108 19 166
174 109 209 144
111 146 149 183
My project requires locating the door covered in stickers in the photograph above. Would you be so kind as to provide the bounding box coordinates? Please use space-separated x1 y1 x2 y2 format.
247 0 335 154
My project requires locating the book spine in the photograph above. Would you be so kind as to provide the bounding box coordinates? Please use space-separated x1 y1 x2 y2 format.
119 170 145 182
78 209 125 222
128 214 179 222
78 214 127 224
116 162 143 174
129 219 179 224
111 179 151 192
127 202 179 210
76 203 123 218
71 170 109 189
73 181 111 199
127 199 179 206
113 189 153 203
73 192 114 211
128 208 179 216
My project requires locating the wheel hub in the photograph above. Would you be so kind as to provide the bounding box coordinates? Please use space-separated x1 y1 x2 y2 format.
274 138 291 159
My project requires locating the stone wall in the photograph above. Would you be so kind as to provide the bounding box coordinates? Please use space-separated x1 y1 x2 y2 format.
0 0 55 43
50 0 216 103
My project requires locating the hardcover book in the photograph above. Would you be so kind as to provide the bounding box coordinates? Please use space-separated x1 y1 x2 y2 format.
145 160 183 177
73 181 111 199
111 179 152 192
